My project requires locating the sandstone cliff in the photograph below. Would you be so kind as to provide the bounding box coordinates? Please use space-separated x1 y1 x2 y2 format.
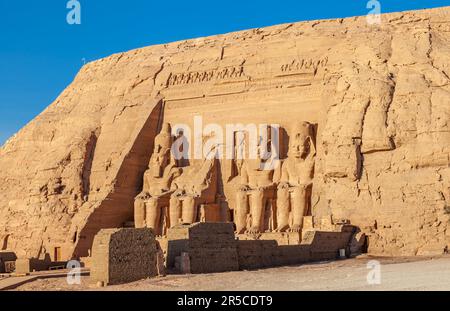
1 6 450 260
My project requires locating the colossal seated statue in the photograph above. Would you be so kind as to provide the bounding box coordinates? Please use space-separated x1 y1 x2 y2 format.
235 142 277 234
134 123 181 235
169 147 219 227
276 122 316 233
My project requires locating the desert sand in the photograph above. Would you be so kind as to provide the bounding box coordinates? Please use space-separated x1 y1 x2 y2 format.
11 256 450 291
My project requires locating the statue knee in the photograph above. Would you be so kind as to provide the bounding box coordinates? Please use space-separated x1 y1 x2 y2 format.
292 185 307 198
236 190 248 210
183 195 195 206
147 198 158 209
181 196 197 224
134 200 146 228
253 188 264 200
169 195 182 227
169 194 180 207
236 189 247 201
277 187 289 201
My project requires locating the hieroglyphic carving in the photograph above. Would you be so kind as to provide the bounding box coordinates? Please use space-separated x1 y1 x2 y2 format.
279 57 328 75
166 66 245 86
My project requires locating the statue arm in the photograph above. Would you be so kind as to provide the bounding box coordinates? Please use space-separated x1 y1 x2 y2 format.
302 158 315 185
168 167 183 191
273 160 282 183
195 172 212 195
142 171 152 192
193 159 217 194
278 162 290 189
238 163 250 191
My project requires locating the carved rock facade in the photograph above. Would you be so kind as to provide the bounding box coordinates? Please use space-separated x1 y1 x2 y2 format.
1 7 450 260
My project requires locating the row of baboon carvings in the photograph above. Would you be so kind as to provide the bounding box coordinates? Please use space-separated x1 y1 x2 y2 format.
134 121 316 235
165 56 329 86
166 66 245 86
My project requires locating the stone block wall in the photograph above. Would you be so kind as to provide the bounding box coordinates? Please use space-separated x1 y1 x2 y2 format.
166 226 190 268
235 229 354 270
15 259 32 274
90 228 158 285
236 240 279 270
236 232 302 245
306 225 355 260
14 258 54 274
235 231 309 269
165 222 355 273
189 223 239 274
0 251 17 273
167 223 239 274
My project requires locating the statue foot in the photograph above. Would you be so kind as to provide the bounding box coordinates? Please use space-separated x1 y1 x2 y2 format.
246 227 261 234
289 225 302 233
275 225 289 232
236 228 246 234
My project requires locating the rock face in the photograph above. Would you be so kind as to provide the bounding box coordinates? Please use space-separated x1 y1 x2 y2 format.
1 7 450 260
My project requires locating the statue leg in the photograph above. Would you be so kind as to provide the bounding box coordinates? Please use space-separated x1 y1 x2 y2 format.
146 198 161 235
134 196 146 228
235 190 249 234
290 185 310 232
248 189 265 234
169 195 182 228
276 187 290 232
181 196 197 224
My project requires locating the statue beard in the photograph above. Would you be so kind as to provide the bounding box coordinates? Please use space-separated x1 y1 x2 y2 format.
150 161 167 178
290 146 309 160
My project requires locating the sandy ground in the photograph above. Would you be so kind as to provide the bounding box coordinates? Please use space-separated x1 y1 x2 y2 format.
11 256 450 291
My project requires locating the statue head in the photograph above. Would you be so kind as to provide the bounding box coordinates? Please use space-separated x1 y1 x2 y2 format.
160 123 171 136
153 123 172 152
149 123 173 177
289 122 316 160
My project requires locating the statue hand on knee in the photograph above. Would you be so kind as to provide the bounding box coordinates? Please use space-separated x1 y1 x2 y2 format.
239 184 250 192
278 182 290 190
136 191 150 200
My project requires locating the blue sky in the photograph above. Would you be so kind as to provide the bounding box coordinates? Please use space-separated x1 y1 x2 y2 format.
1 0 449 145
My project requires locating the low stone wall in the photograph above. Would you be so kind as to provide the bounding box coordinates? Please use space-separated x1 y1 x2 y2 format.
237 240 280 270
165 222 356 273
307 226 356 260
90 228 158 286
236 232 302 245
237 225 355 270
167 223 239 274
0 252 17 273
189 223 239 274
166 226 190 269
